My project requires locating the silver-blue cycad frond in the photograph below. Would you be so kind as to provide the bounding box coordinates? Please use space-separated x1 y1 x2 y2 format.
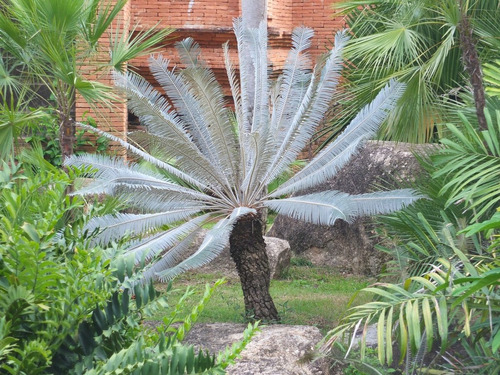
66 19 421 282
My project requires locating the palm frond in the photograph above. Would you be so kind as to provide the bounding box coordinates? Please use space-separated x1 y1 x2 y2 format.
325 275 451 367
125 214 209 263
85 209 203 245
113 71 230 190
350 189 423 217
432 109 500 220
141 226 203 282
175 37 203 68
261 31 348 189
180 65 240 187
148 55 221 167
65 153 206 200
109 20 174 71
270 80 405 197
270 26 314 135
265 191 353 225
113 189 211 213
223 42 244 132
72 123 208 190
245 21 270 134
233 18 252 133
484 60 500 98
154 207 256 281
271 31 348 182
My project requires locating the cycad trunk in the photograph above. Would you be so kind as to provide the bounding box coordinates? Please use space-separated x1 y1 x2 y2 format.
229 214 279 322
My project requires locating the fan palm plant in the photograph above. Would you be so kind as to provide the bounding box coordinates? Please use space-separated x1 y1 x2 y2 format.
0 0 173 161
66 20 421 321
327 0 500 143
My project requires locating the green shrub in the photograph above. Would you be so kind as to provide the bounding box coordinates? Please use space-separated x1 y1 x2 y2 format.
323 111 500 374
0 153 258 374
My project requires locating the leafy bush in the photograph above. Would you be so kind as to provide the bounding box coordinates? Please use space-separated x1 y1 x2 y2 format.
25 111 110 167
323 111 500 373
0 153 257 374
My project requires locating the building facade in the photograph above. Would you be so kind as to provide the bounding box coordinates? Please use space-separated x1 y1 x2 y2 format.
75 0 344 145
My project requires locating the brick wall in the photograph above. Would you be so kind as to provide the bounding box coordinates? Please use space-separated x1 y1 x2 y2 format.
75 0 130 155
76 0 345 143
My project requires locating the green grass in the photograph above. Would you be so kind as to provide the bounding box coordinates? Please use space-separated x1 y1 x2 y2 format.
153 261 373 334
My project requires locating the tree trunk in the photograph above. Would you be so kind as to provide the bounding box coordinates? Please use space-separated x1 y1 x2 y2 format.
458 5 487 130
229 213 279 322
60 113 74 160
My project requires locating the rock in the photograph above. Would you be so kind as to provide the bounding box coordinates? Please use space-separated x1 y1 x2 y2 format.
265 237 292 279
189 230 291 279
268 141 433 276
183 323 330 375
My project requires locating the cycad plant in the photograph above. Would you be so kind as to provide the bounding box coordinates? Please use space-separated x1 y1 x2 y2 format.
66 20 420 321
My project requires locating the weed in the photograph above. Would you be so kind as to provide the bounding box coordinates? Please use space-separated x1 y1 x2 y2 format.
290 257 314 267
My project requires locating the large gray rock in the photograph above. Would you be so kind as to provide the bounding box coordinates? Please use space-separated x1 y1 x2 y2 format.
268 141 432 276
265 237 292 279
183 323 329 375
189 230 291 279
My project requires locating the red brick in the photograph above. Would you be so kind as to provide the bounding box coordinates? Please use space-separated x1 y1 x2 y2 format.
76 0 345 144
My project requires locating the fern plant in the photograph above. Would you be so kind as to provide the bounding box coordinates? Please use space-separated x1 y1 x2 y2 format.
66 20 421 321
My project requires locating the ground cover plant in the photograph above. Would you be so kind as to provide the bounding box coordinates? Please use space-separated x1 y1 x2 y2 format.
66 19 421 323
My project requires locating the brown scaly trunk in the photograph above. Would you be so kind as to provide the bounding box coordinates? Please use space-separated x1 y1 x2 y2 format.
60 113 74 161
57 82 75 162
458 5 487 130
229 213 279 322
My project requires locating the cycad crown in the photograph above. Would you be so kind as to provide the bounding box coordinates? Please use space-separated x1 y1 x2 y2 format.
66 19 419 282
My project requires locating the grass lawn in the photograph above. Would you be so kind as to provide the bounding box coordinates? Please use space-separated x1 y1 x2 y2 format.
153 260 373 334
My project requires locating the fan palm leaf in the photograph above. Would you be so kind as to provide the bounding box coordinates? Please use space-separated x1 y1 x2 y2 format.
329 0 500 143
